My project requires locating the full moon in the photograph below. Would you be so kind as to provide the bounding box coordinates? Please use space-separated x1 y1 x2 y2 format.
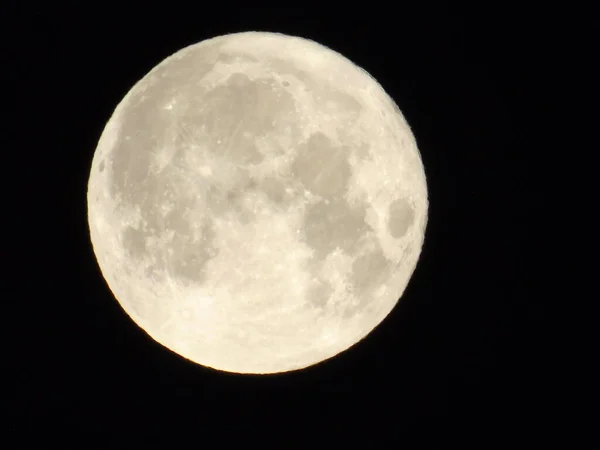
87 31 428 374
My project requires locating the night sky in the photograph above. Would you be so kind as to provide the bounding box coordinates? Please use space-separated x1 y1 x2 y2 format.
8 3 565 447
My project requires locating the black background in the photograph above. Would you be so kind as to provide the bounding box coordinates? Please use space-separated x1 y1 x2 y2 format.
8 2 564 447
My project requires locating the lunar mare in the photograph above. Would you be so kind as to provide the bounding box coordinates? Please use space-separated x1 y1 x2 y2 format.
87 31 428 374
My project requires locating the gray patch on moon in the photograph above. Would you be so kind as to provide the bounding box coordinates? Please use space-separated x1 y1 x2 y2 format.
307 279 334 310
109 63 297 205
159 197 195 233
387 197 415 238
268 58 363 122
121 225 148 260
252 176 297 207
205 175 259 224
290 132 352 198
169 220 219 285
345 242 393 318
110 122 223 285
107 59 305 288
204 186 227 216
293 132 377 308
193 72 297 163
259 177 287 204
302 197 370 261
192 73 268 165
108 42 232 202
351 246 391 296
119 188 219 286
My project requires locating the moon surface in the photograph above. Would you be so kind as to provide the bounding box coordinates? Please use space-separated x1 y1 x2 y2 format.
87 31 428 374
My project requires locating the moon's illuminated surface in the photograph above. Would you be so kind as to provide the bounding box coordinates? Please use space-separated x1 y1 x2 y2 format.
87 31 428 374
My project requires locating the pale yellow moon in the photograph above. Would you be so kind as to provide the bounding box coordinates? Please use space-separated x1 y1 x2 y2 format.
87 31 428 374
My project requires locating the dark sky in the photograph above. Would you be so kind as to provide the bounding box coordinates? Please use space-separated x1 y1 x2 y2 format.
9 3 565 447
